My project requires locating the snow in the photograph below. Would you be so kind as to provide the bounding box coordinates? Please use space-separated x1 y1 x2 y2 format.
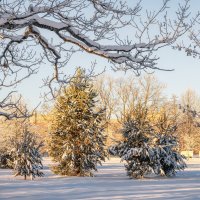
0 157 200 199
0 11 155 70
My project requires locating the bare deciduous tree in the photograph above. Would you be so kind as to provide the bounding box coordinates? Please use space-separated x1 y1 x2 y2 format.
115 75 166 122
0 0 195 118
96 73 166 122
95 74 116 121
178 89 200 153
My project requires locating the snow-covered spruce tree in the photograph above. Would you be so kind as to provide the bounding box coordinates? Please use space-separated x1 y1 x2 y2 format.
156 133 186 176
110 107 160 179
49 68 107 176
10 126 43 180
155 114 186 176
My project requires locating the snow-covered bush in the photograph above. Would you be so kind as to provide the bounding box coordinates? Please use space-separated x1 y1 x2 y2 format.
0 151 13 169
10 127 44 180
110 117 186 179
110 118 159 179
156 131 186 176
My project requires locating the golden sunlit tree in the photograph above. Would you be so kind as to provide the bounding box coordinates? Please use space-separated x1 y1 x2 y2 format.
48 68 107 176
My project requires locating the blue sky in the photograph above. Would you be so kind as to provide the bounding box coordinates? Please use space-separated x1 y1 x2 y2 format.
5 0 200 109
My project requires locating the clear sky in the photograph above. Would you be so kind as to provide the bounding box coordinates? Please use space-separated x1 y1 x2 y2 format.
5 0 200 110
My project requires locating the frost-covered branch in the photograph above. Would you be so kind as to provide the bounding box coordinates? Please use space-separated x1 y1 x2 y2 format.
0 0 196 118
0 0 194 79
173 4 200 58
0 92 32 120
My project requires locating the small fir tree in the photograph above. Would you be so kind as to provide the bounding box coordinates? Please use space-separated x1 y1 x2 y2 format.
110 115 159 179
155 113 186 176
49 68 107 176
156 133 186 176
10 126 43 180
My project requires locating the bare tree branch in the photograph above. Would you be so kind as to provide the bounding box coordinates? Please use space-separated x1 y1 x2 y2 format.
0 92 37 120
0 0 193 77
0 0 196 118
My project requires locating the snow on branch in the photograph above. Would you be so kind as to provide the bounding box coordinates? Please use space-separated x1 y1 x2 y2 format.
0 0 195 77
0 0 197 118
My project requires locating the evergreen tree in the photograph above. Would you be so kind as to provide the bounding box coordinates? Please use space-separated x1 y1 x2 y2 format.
49 68 107 176
156 113 186 176
10 126 43 180
156 133 186 176
110 107 186 179
110 113 159 179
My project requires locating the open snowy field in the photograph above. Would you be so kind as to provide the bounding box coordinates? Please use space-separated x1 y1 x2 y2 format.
0 157 200 200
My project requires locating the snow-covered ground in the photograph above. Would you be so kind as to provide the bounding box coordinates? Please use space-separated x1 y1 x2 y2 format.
0 157 200 200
